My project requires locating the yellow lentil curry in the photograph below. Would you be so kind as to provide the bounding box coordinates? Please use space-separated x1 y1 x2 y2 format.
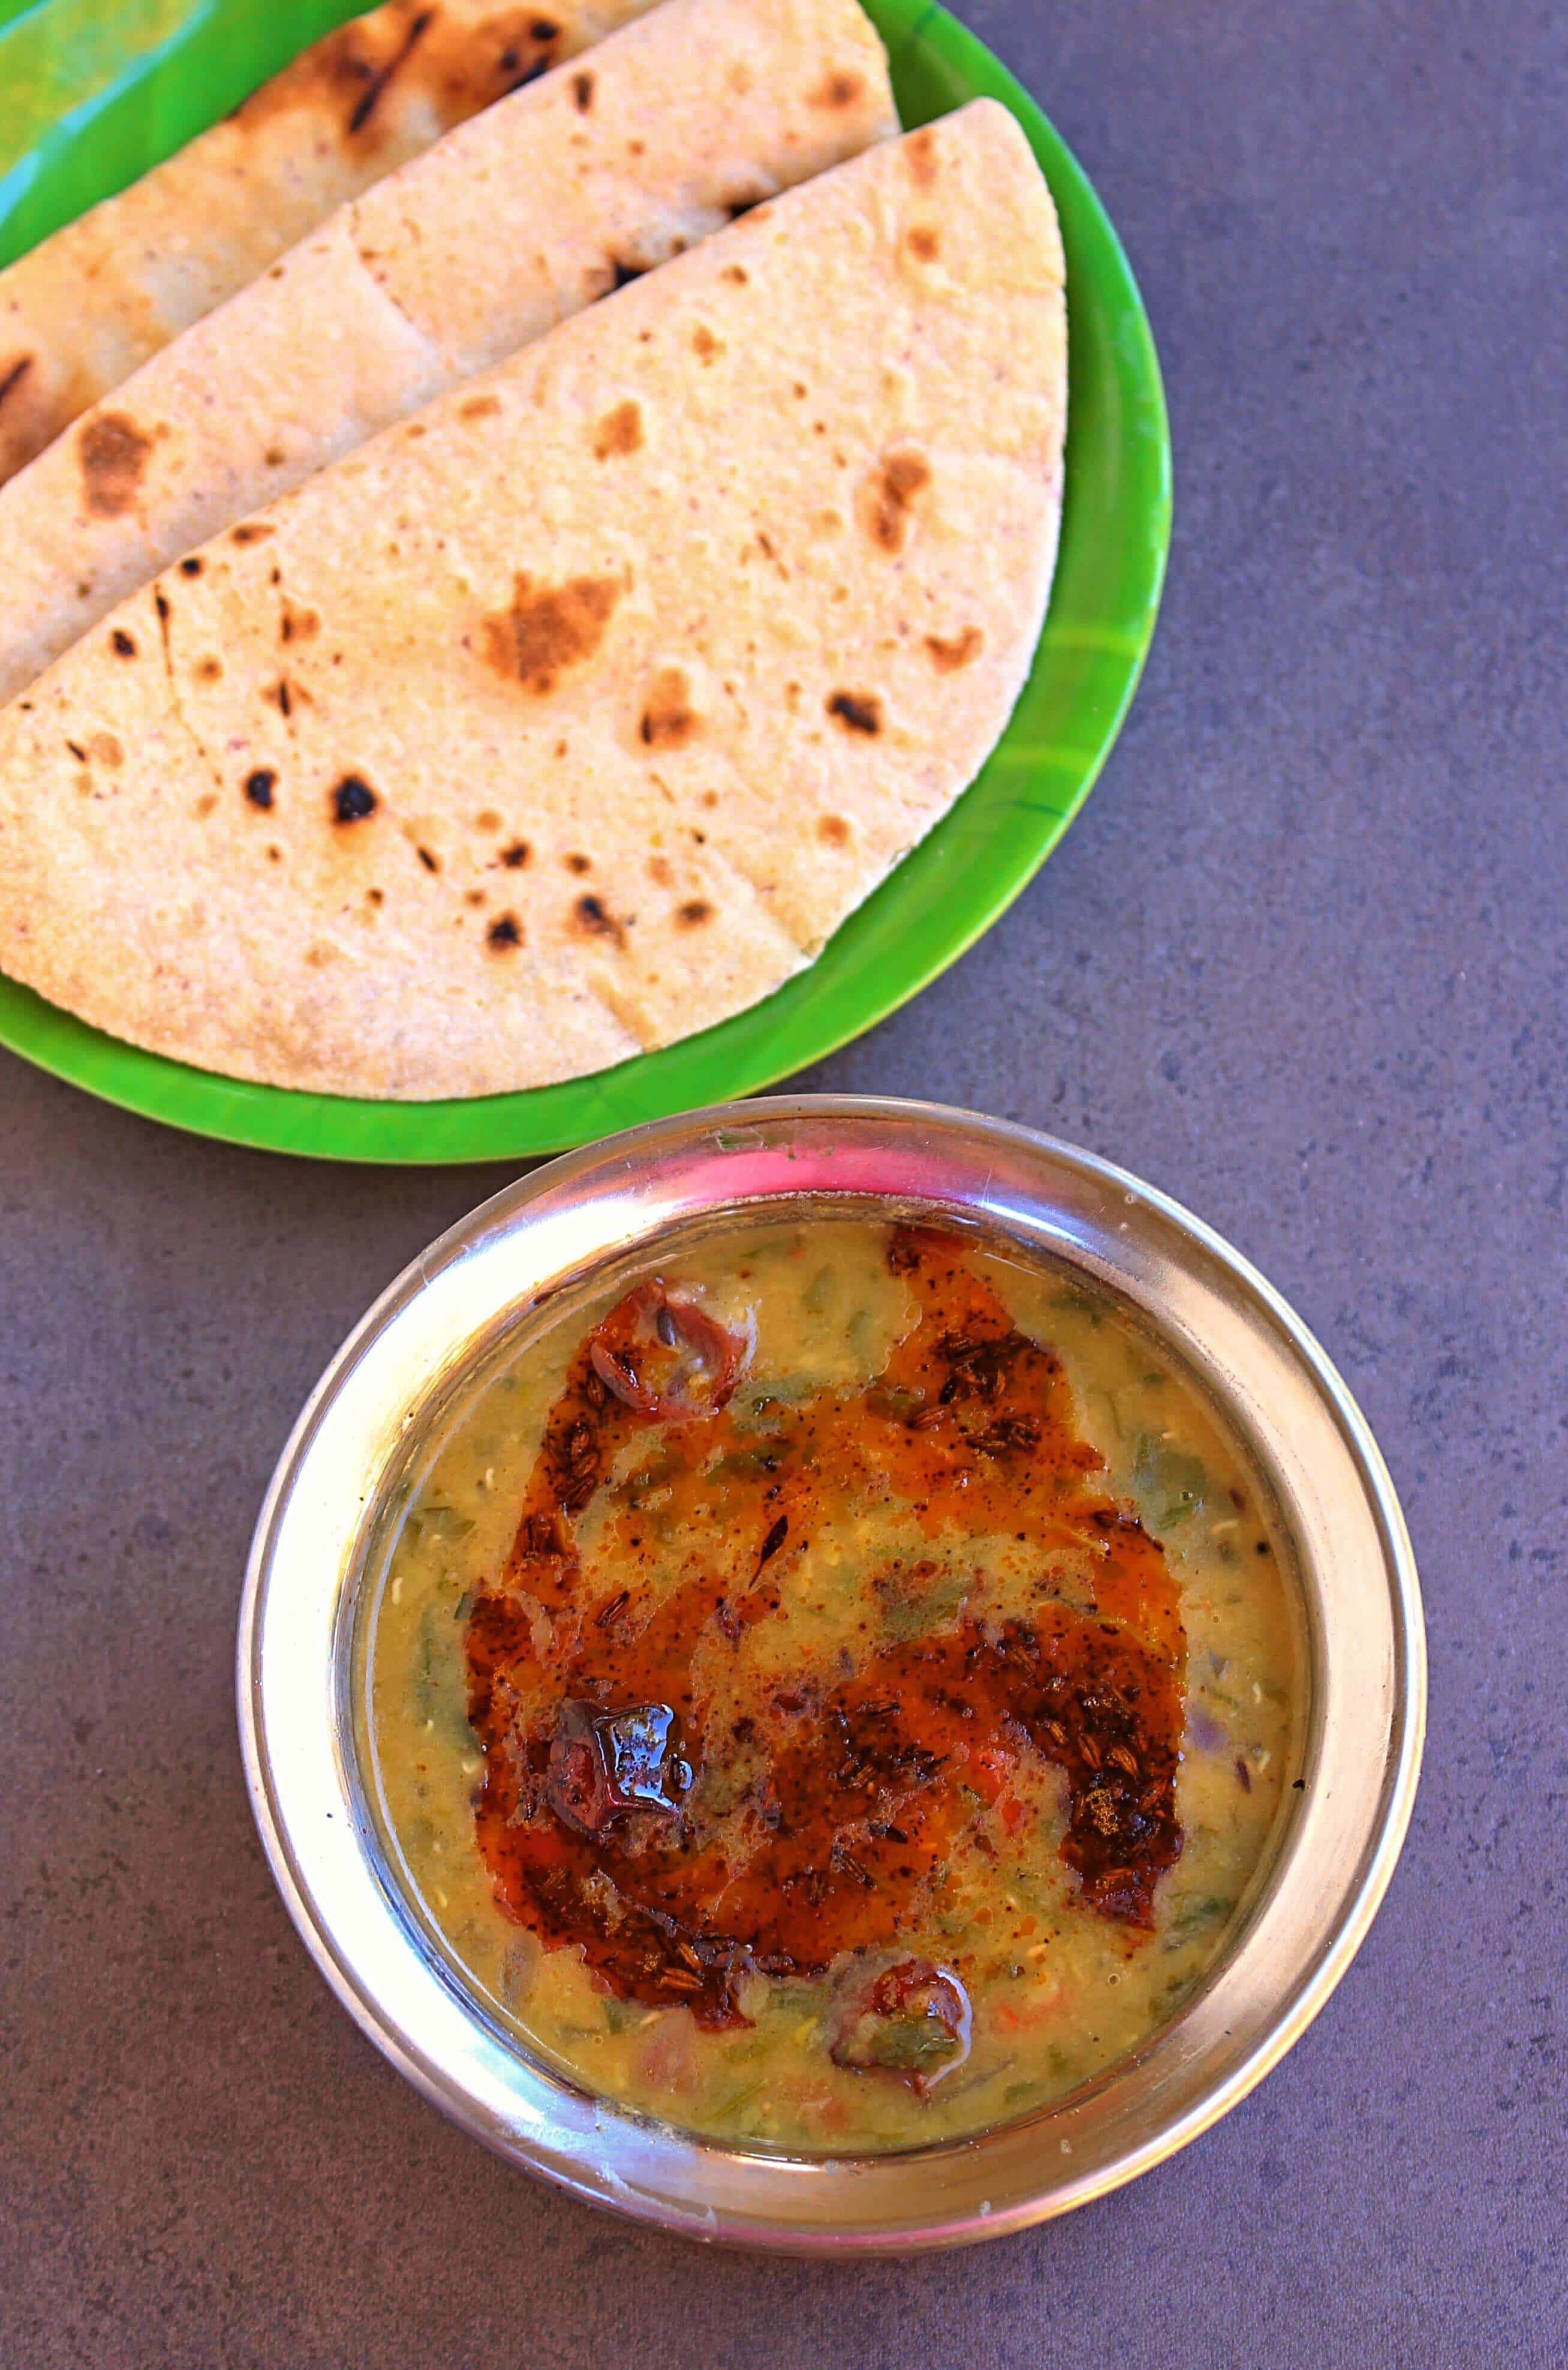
363 1219 1302 2151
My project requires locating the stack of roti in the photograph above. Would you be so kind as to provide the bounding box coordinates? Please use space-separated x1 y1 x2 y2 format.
0 0 895 696
0 0 657 485
0 3 1067 1102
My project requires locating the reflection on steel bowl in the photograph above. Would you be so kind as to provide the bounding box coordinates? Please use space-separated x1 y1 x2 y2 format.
238 1099 1423 2251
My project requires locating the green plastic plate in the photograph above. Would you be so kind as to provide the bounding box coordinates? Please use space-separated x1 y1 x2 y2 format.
0 0 1170 1161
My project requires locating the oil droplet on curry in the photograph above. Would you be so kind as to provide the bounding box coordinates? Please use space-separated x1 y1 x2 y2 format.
363 1221 1302 2151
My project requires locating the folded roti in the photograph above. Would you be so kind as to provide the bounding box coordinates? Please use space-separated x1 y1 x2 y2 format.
0 0 893 704
0 0 657 489
0 103 1067 1100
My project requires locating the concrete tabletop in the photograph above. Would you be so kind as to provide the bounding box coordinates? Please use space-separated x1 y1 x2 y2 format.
2 1 1563 2362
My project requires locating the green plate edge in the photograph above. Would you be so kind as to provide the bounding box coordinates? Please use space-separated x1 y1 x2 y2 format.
0 0 1171 1163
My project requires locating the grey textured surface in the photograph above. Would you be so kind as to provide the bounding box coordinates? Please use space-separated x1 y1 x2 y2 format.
2 0 1564 2363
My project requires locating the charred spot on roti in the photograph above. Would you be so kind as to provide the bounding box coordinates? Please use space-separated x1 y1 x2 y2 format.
231 520 273 545
499 840 531 869
416 844 440 873
280 601 320 643
473 808 502 832
179 556 204 577
65 739 87 762
110 629 136 658
465 888 487 907
483 572 621 695
461 393 501 420
907 225 940 262
492 16 561 91
195 793 218 819
245 769 276 810
332 774 379 825
236 16 390 133
0 355 34 410
810 70 863 109
487 913 523 950
827 690 883 737
592 400 643 459
231 1 559 146
79 413 150 519
816 813 851 846
721 264 750 286
267 679 293 717
264 444 287 468
926 625 985 673
639 668 700 750
860 449 930 554
692 326 723 365
564 853 592 875
194 656 222 682
480 12 561 94
571 69 594 112
574 894 625 946
905 127 940 188
346 8 434 137
678 899 714 927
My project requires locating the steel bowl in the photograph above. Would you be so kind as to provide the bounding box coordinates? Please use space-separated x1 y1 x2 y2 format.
237 1097 1424 2251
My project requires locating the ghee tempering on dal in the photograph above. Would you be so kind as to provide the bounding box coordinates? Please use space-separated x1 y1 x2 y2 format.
363 1218 1302 2152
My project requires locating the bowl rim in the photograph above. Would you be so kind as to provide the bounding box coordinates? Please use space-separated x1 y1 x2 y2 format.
237 1096 1425 2250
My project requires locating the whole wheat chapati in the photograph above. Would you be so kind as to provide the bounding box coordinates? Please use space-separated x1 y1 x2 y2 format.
0 103 1066 1100
0 0 895 702
0 0 657 489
